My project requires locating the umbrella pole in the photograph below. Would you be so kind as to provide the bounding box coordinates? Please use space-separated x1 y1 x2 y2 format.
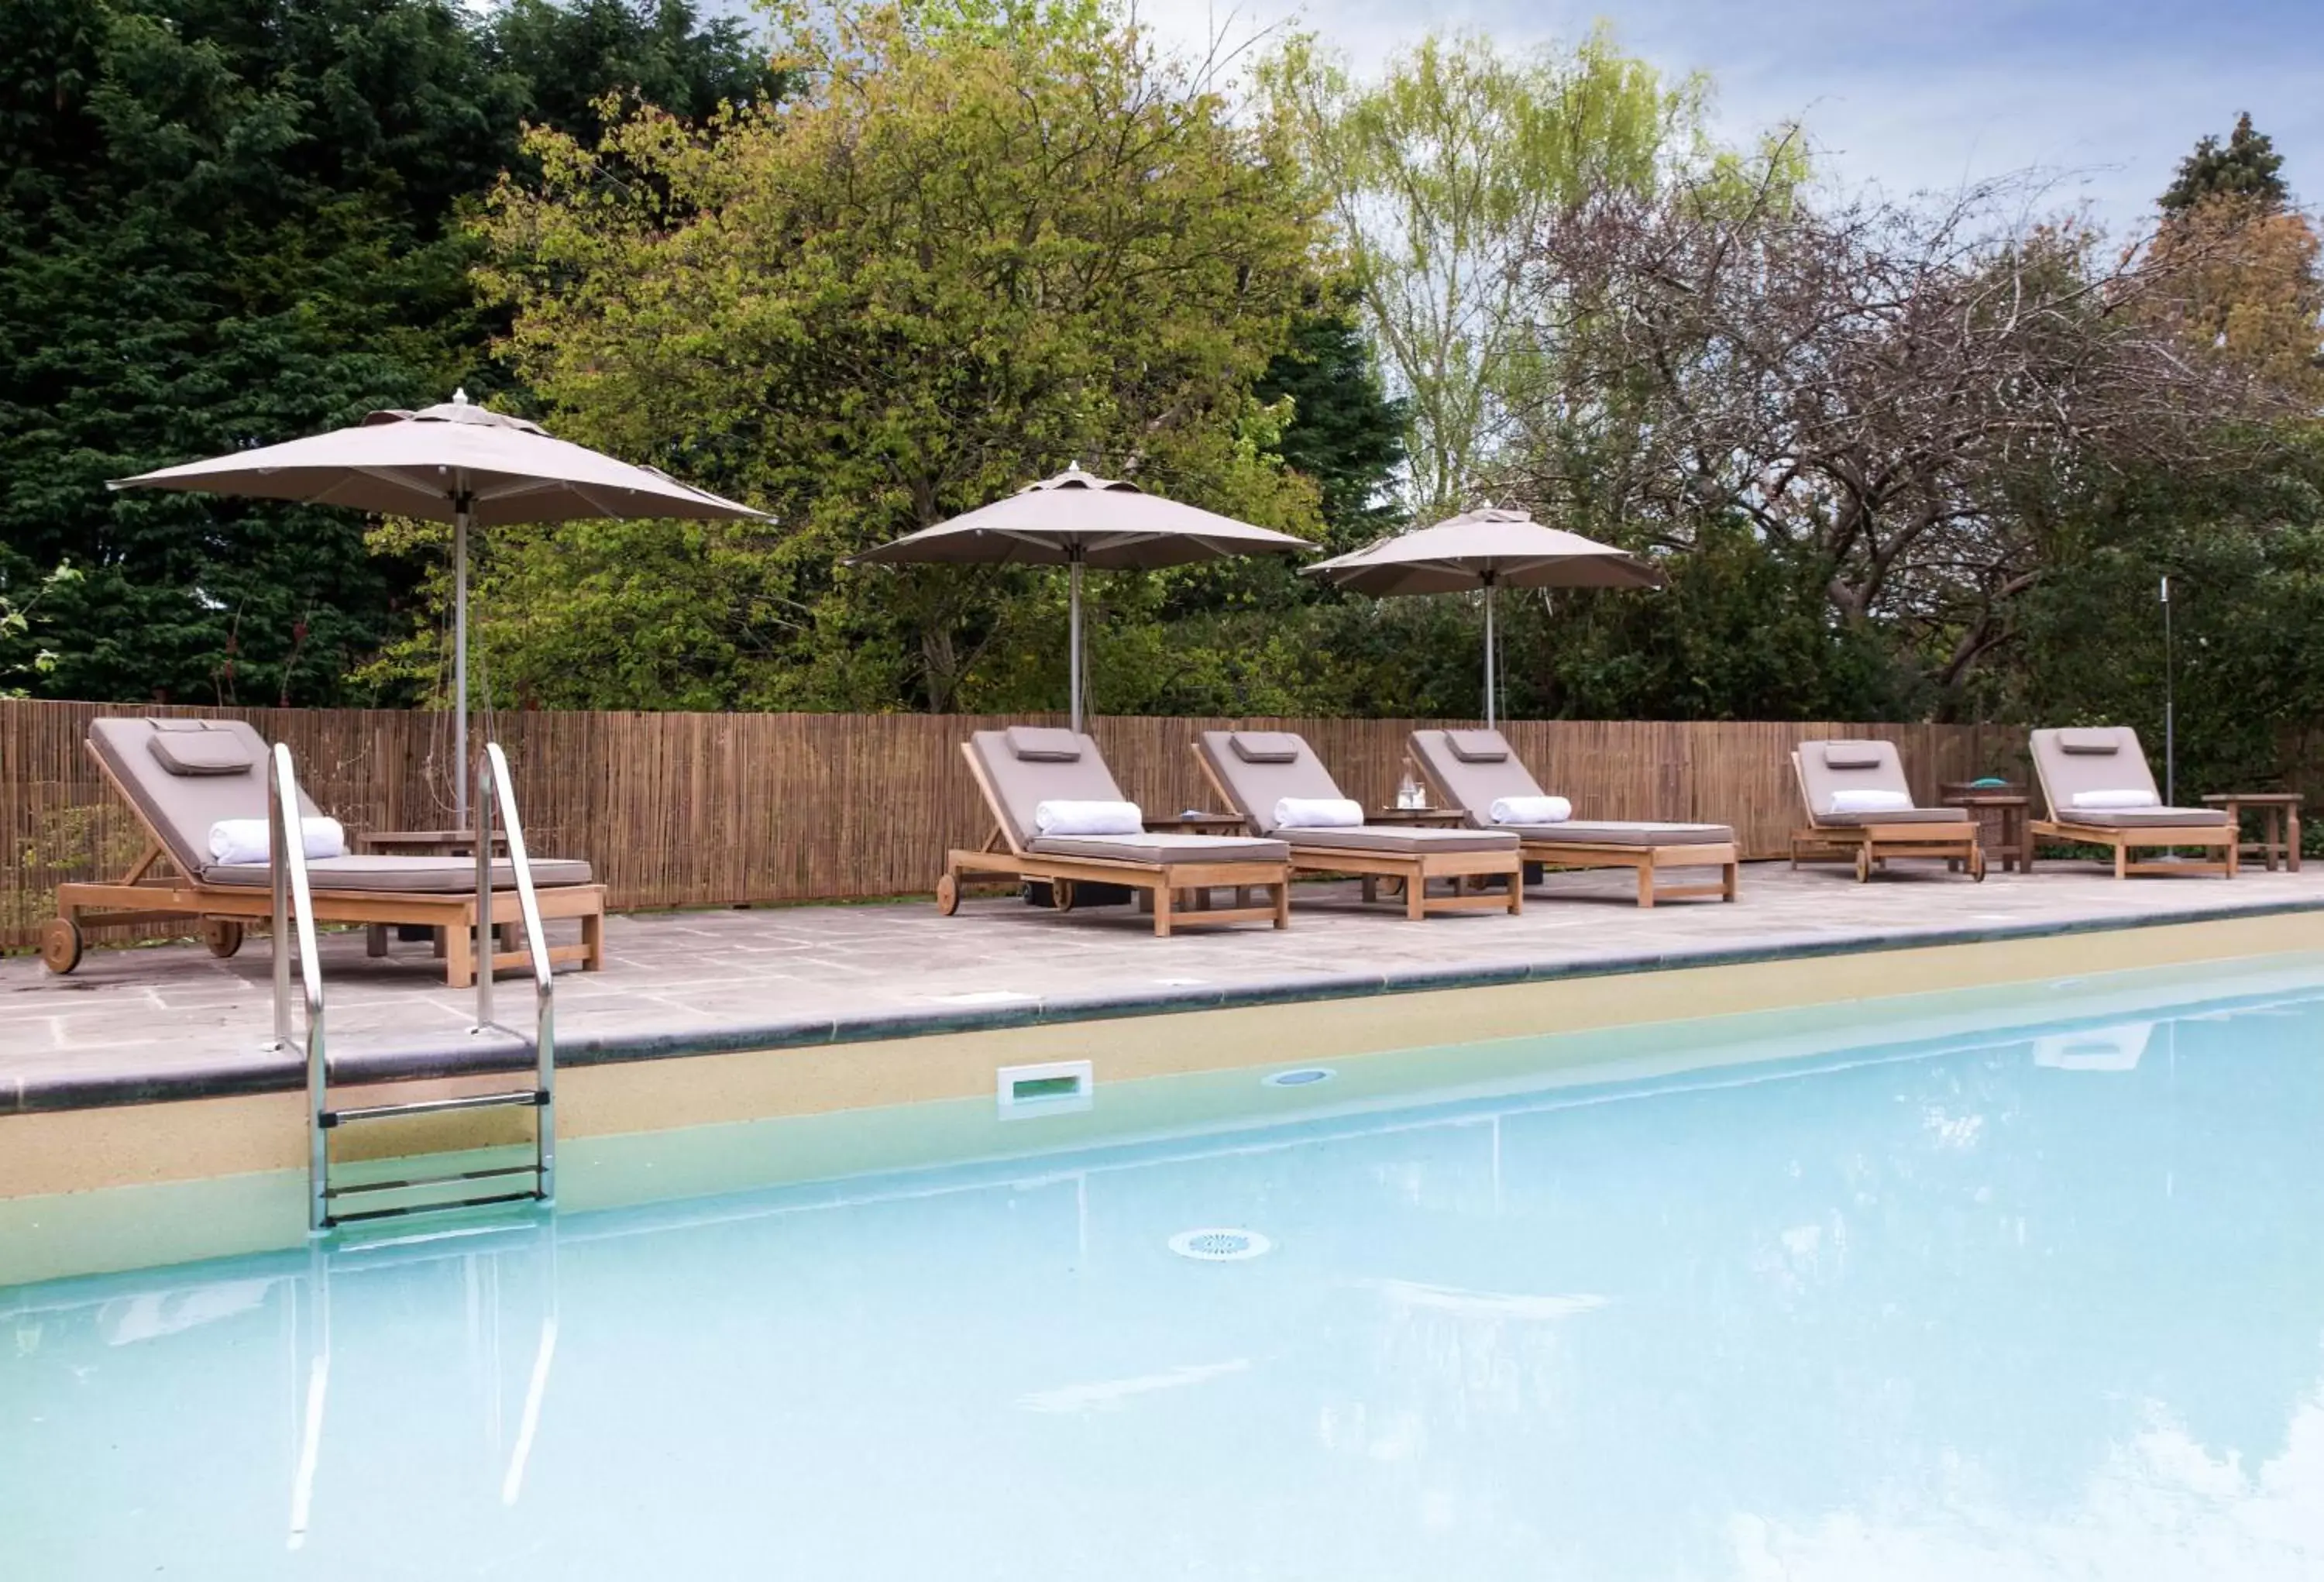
1068 550 1085 733
1483 574 1497 728
454 490 471 827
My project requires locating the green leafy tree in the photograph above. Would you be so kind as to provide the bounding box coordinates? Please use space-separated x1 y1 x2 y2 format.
1266 29 1706 519
472 0 1325 714
2161 112 2288 214
0 0 776 705
1253 291 1409 552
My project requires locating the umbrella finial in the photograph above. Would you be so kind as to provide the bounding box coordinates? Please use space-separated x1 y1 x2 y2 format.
452 387 469 405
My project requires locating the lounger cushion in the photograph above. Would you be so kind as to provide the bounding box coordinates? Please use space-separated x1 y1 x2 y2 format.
1820 742 1887 770
1444 730 1510 763
1229 731 1302 764
90 717 320 877
969 731 1126 849
2029 727 2161 821
147 726 255 776
1027 832 1290 865
1278 825 1517 855
1006 726 1084 762
1195 731 1344 833
202 855 596 892
2049 806 2229 829
1811 807 1972 827
1407 729 1550 826
1511 820 1736 848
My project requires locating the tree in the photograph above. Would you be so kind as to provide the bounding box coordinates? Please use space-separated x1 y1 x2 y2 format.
1504 167 2296 712
0 0 776 706
473 0 1325 714
2161 112 2288 214
491 0 786 147
1253 291 1408 551
1265 29 1707 519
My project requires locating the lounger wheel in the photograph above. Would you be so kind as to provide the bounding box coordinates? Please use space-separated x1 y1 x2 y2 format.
41 917 84 975
1971 849 1988 882
1051 878 1076 913
202 918 245 958
935 873 959 917
1854 847 1872 883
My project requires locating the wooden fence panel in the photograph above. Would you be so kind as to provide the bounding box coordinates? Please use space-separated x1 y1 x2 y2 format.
0 699 2022 948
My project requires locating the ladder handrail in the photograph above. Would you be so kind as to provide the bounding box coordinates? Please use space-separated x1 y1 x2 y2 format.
268 744 330 1233
474 741 556 1203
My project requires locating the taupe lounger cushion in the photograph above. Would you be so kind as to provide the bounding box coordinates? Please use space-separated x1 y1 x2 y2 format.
204 855 596 892
1028 833 1289 865
90 717 320 877
1198 730 1516 852
2028 726 2227 826
1005 725 1083 762
1409 730 1734 845
1793 738 1958 826
89 715 597 886
968 731 1287 862
1270 824 1518 855
1443 729 1509 763
1228 731 1302 763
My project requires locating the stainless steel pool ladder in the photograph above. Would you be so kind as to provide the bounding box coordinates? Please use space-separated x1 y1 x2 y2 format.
273 741 557 1233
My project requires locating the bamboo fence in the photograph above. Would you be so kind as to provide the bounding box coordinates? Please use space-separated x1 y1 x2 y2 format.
1 698 2022 950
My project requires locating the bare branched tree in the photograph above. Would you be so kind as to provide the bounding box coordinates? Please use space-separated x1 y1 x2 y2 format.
1505 163 2298 693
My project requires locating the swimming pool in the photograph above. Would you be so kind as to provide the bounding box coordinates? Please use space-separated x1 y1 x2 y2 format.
6 965 2323 1578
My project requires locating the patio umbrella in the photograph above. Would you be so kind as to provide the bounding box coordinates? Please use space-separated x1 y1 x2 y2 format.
1304 506 1661 727
852 464 1313 729
109 391 765 823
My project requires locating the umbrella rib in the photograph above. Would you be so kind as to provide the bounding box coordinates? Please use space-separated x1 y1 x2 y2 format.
339 468 457 508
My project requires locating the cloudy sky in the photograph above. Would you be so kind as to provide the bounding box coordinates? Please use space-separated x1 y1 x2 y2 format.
1132 0 2319 231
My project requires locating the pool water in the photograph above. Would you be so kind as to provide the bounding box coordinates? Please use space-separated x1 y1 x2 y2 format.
6 975 2324 1578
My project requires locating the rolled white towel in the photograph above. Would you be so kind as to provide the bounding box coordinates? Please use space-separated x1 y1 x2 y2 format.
1273 796 1363 830
208 817 348 865
1033 800 1143 837
1827 789 1913 815
2071 789 2160 810
1490 795 1571 826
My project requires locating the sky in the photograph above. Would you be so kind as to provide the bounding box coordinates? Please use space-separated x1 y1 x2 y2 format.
1130 0 2322 232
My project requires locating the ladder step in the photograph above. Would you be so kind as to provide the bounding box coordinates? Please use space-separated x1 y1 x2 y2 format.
324 1163 543 1199
321 1089 547 1127
325 1190 544 1229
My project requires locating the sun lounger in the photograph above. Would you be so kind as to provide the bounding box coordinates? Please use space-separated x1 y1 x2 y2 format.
944 727 1292 935
1408 728 1738 906
43 717 606 985
2028 726 2234 878
1789 739 1985 882
1194 731 1521 920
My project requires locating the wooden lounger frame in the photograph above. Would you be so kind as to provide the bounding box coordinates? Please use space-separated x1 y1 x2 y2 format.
1405 751 1738 907
2027 818 2236 879
1789 753 1984 882
942 743 1291 937
45 742 607 988
1195 748 1521 921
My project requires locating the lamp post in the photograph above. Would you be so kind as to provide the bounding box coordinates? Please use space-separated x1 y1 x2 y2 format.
2161 574 2175 806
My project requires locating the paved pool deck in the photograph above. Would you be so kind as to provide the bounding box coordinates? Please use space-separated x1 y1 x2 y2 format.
6 858 2323 1113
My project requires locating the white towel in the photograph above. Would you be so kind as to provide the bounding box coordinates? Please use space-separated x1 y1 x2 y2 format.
208 817 347 866
1033 800 1143 837
1272 796 1363 830
1827 789 1913 815
1490 795 1571 826
2071 789 2161 810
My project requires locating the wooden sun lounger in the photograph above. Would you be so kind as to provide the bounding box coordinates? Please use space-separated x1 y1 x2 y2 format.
1406 728 1739 907
45 718 606 988
1789 742 1985 882
1193 732 1521 921
2027 726 2235 878
940 731 1291 937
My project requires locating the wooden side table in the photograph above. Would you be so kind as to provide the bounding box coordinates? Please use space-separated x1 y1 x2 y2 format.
1940 786 2031 873
2202 793 2302 872
1368 806 1469 827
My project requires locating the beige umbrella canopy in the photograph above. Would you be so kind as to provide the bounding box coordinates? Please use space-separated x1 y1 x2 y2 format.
854 464 1313 727
110 391 765 821
1305 506 1661 726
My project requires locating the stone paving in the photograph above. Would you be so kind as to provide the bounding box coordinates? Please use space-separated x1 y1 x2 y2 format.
6 857 2323 1110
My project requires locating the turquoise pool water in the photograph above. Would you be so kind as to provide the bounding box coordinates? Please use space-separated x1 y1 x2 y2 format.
6 974 2324 1578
